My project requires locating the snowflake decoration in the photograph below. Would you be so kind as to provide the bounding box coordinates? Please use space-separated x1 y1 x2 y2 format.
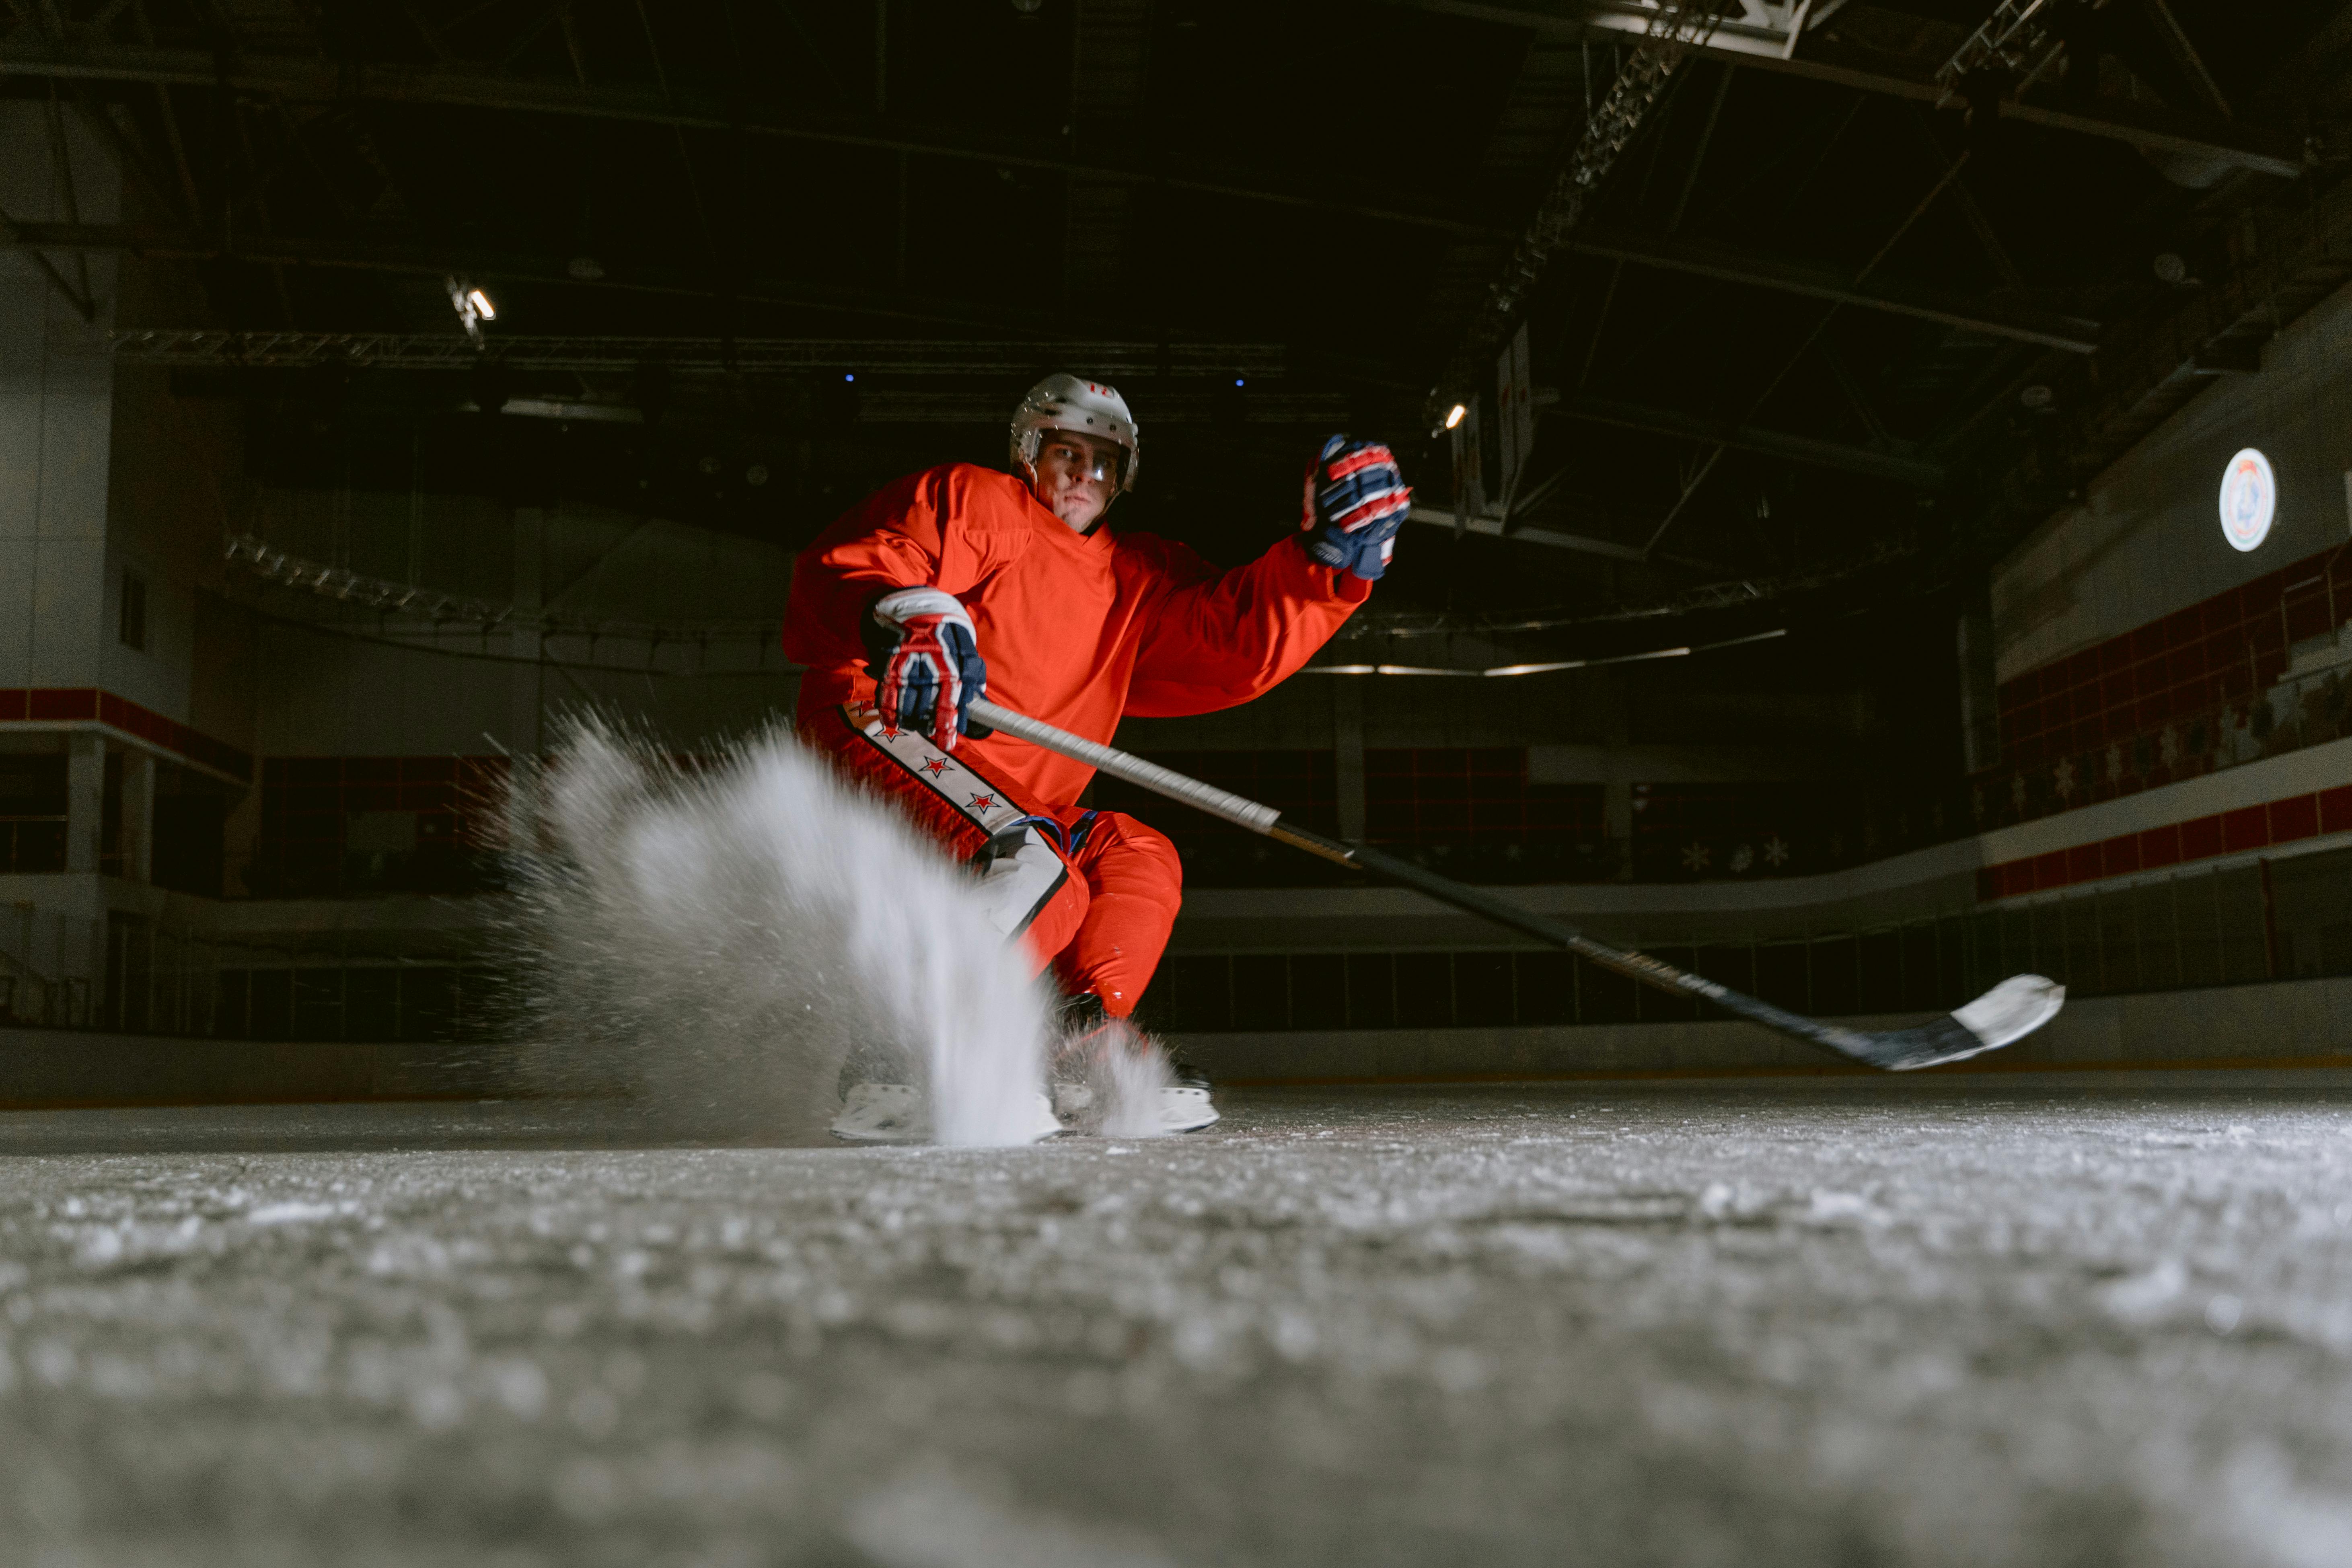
2159 725 2180 768
1729 844 1754 873
2105 744 2124 783
1763 835 1791 867
2054 757 2076 798
1680 841 1712 872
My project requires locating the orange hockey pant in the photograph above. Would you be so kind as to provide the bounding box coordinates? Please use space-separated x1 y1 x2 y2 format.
803 703 1182 1018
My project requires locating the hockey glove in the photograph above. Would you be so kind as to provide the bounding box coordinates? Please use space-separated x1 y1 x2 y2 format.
1299 435 1412 582
863 586 991 750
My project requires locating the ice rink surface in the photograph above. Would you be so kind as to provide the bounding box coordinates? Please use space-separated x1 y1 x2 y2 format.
3 1077 2350 1567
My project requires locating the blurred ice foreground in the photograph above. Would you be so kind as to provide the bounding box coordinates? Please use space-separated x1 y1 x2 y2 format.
503 716 1051 1146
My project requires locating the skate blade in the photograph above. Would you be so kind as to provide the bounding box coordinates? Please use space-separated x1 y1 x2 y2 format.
1162 1086 1220 1134
829 1127 928 1145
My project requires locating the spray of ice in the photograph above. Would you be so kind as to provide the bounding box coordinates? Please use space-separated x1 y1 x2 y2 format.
500 714 1051 1146
1065 1028 1175 1139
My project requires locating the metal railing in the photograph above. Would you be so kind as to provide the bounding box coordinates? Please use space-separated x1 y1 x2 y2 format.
10 845 2344 1045
1 905 488 1041
1141 846 2352 1034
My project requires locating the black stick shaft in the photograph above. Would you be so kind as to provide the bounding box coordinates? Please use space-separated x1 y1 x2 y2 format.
971 697 1882 1058
1274 822 1844 1043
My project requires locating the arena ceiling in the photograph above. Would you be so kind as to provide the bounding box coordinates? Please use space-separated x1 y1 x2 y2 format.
8 0 2352 644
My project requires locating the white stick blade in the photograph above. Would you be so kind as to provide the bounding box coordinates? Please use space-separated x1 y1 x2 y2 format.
1951 974 2066 1052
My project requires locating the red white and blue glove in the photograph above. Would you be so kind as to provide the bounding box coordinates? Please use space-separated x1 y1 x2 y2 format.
862 587 991 750
1299 435 1412 582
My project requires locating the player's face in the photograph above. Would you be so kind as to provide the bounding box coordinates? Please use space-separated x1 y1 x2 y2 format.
1030 430 1121 532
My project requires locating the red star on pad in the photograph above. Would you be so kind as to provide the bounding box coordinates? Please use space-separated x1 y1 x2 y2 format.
968 794 998 811
921 758 950 777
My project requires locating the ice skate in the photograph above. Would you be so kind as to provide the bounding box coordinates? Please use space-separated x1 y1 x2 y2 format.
1053 995 1220 1134
1157 1057 1220 1133
828 1081 928 1143
831 1081 1061 1145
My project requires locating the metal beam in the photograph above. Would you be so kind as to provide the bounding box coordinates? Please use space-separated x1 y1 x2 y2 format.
3 220 1095 332
1408 503 1647 560
1561 227 2101 351
1635 146 1972 555
0 221 98 319
1561 396 1946 487
108 330 1291 376
0 41 1500 236
1428 2 1714 407
1425 0 1816 59
1988 90 2299 179
108 330 1342 420
2139 0 2233 120
1384 2 2310 179
1404 503 1733 572
851 388 1348 424
1962 165 2352 561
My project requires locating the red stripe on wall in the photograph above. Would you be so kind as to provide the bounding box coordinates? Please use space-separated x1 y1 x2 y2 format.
0 688 253 781
27 689 97 721
1985 542 2352 808
1980 783 2351 901
2271 794 2319 843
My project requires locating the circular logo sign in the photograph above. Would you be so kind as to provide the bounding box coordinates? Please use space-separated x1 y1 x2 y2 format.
2218 448 2275 552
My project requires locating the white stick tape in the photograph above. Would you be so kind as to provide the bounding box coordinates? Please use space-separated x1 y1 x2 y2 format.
967 698 1282 835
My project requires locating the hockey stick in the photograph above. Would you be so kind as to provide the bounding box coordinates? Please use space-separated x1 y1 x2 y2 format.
965 697 2062 1071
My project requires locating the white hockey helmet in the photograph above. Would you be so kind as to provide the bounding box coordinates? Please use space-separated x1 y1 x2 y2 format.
1009 373 1140 492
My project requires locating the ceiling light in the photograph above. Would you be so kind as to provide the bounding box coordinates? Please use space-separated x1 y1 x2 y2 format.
1444 403 1467 430
1301 628 1780 678
485 397 641 423
446 274 492 344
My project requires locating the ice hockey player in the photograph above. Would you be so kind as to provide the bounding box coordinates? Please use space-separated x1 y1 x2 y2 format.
783 373 1410 1141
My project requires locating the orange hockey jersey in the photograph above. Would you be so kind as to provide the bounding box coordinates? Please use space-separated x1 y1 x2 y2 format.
783 463 1371 811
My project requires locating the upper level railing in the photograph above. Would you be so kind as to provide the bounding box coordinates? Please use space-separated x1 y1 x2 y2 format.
10 843 2343 1044
1140 845 2352 1035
